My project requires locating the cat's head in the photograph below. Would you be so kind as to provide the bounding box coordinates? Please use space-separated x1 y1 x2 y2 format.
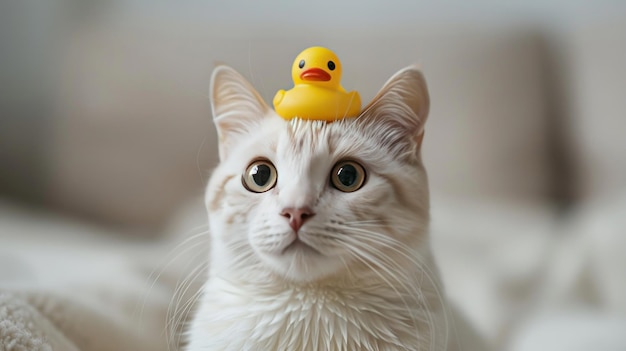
206 65 430 284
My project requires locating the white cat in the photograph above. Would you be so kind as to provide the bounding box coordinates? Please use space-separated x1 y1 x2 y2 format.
186 65 480 351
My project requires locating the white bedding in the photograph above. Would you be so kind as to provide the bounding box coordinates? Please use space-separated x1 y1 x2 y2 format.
0 202 207 351
1 195 625 350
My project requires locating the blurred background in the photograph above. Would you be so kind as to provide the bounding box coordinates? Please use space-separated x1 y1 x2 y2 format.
1 0 625 350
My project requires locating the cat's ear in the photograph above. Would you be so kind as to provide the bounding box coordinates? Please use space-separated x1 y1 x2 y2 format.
210 65 270 160
358 65 430 158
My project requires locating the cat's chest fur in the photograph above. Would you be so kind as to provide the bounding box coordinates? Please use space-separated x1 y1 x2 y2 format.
187 277 440 351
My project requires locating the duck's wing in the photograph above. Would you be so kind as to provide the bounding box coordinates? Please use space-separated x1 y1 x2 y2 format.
273 89 286 107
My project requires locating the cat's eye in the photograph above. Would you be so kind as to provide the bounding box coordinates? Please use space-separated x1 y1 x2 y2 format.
242 160 277 193
299 60 305 69
327 60 336 71
331 161 366 192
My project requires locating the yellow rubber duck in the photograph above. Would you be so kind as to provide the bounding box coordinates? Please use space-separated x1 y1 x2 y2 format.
273 46 361 121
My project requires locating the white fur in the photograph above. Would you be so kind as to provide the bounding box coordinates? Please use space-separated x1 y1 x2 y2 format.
186 65 457 351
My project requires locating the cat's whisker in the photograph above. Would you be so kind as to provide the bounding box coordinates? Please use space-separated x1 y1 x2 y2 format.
314 220 449 350
354 249 435 349
136 227 209 327
170 286 205 348
328 224 439 282
338 220 384 227
333 227 447 293
341 245 425 347
169 261 206 326
223 238 263 273
341 227 448 305
331 226 452 350
167 261 207 350
337 255 353 280
320 227 446 348
164 246 208 350
229 252 257 271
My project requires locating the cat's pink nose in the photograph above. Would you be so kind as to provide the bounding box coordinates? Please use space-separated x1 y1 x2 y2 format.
280 207 315 233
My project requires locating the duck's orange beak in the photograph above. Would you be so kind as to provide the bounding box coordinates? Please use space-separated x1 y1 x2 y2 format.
300 68 331 82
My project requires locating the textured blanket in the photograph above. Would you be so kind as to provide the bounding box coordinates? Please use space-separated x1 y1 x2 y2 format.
0 202 207 351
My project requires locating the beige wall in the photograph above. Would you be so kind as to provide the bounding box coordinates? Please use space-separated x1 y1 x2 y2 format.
2 1 625 231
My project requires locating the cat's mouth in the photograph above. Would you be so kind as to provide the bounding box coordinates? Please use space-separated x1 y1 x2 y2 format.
281 238 321 255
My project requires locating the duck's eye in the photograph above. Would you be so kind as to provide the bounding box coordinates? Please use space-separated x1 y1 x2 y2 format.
299 60 305 69
242 160 277 193
331 161 365 192
327 60 336 71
